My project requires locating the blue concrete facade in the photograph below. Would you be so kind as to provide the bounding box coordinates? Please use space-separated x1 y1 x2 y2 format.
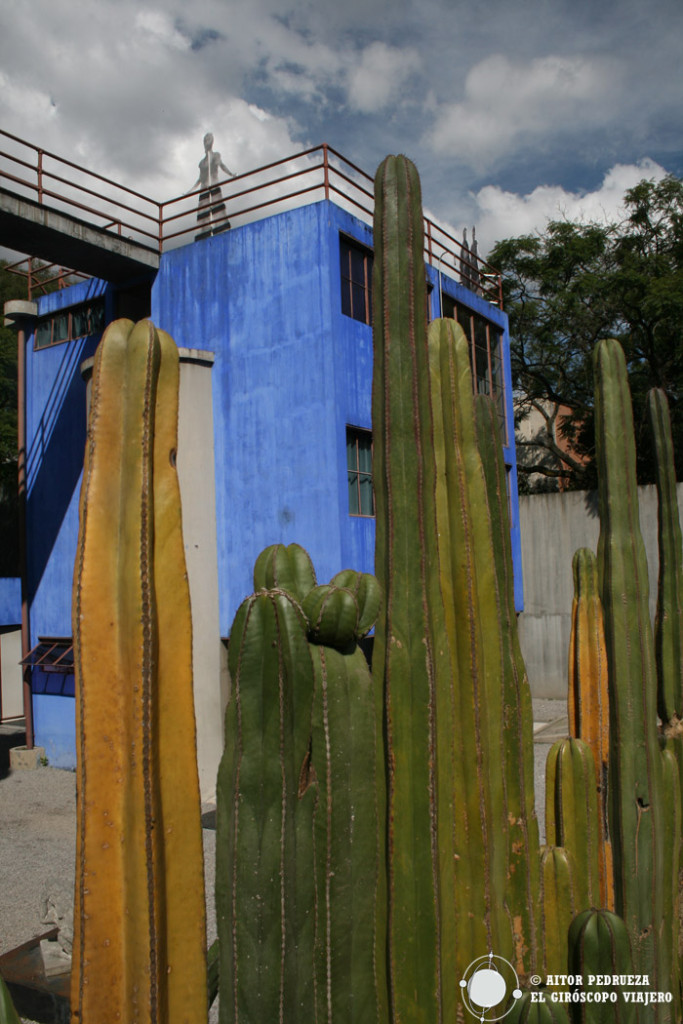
21 197 521 767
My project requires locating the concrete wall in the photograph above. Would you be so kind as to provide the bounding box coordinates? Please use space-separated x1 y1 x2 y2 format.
1 628 23 721
176 349 223 803
517 483 683 699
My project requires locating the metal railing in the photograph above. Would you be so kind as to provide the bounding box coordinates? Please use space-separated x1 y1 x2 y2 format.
0 130 503 307
3 255 90 298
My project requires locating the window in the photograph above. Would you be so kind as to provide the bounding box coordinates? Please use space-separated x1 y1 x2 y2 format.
347 426 374 516
439 295 507 444
34 299 105 350
340 236 373 325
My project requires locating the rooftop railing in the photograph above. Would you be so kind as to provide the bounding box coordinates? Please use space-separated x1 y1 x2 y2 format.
0 129 503 307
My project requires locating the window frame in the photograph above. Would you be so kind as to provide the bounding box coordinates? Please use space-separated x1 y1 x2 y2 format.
440 294 507 445
340 234 373 326
346 425 375 518
34 299 106 351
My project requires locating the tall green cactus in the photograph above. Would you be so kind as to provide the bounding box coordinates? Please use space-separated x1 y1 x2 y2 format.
567 909 636 1023
593 338 666 998
545 738 601 913
371 153 448 1023
538 846 577 984
71 319 207 1024
307 570 386 1024
215 588 316 1023
372 153 546 1020
476 392 541 971
428 316 514 970
216 554 387 1024
648 387 683 731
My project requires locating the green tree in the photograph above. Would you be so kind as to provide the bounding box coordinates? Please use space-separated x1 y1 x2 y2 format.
489 174 683 491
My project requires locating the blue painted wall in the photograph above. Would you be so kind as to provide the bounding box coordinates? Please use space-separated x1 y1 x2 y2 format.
152 201 380 636
23 197 521 766
0 578 20 626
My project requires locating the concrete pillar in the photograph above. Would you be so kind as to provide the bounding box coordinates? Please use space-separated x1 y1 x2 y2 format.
176 349 223 805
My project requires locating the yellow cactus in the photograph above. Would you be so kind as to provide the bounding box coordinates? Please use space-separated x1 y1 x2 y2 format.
71 320 207 1024
567 547 614 911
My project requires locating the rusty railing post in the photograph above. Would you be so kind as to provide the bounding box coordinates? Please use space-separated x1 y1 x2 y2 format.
323 143 329 201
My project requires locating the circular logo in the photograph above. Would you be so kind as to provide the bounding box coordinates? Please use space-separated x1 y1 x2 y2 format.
459 952 522 1021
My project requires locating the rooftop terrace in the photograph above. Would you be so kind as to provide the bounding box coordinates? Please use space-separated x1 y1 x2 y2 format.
0 129 502 305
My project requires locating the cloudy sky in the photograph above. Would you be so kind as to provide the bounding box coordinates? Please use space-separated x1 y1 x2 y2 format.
2 0 682 255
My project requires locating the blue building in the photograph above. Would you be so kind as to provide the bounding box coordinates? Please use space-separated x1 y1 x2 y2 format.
4 152 521 799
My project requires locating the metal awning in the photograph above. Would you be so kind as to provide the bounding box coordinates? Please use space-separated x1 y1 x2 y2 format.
20 639 74 674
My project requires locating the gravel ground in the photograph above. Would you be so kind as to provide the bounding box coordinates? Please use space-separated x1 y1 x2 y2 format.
1 697 567 1022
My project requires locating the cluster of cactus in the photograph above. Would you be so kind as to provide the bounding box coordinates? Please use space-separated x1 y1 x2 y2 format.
538 340 683 1019
69 320 208 1023
215 542 386 1024
64 152 683 1024
372 153 542 1019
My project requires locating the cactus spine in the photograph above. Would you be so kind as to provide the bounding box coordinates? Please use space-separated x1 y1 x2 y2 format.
567 548 613 910
594 338 666 999
71 319 207 1024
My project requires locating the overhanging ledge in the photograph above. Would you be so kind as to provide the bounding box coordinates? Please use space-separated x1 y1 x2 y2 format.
0 187 160 283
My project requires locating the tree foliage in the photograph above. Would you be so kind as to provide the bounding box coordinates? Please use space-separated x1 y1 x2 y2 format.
489 174 683 491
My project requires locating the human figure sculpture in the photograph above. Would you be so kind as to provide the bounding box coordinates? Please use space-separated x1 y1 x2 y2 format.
460 226 481 293
189 132 236 239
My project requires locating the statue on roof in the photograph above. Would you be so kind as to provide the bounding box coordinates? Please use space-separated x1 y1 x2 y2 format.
188 133 237 240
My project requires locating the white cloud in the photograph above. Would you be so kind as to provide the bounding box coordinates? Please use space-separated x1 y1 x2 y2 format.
134 10 191 52
347 42 421 113
473 159 669 249
427 53 623 169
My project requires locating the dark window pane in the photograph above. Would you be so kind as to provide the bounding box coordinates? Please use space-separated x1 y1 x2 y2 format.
347 434 357 470
357 438 372 474
351 282 366 322
53 314 69 343
349 246 366 284
346 426 374 517
340 236 373 325
35 321 52 349
71 306 89 338
348 471 360 515
359 474 374 516
90 302 105 333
